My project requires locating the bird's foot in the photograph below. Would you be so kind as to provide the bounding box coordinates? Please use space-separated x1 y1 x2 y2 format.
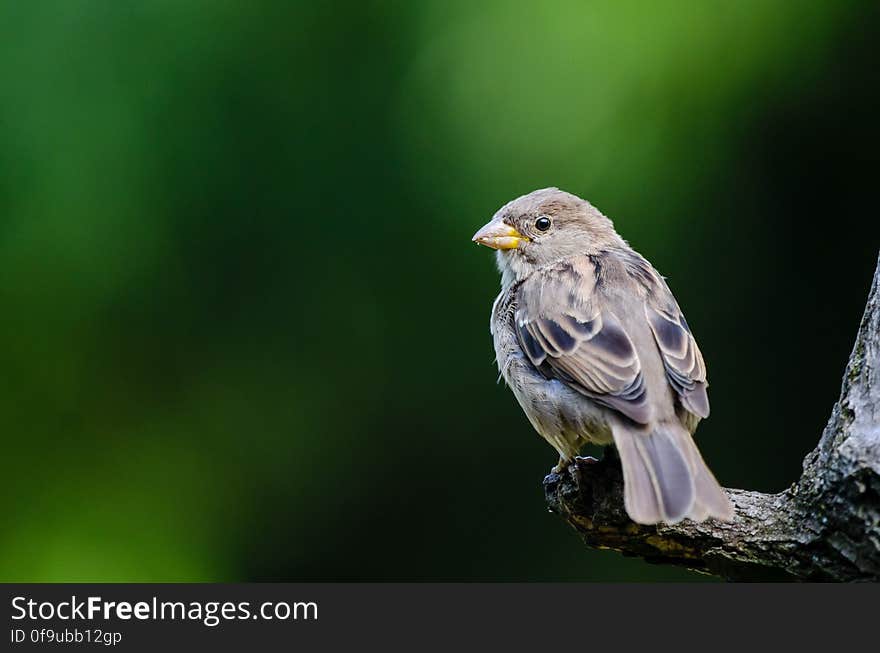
550 458 569 475
547 455 598 483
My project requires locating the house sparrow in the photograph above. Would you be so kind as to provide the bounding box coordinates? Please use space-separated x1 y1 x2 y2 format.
473 188 733 524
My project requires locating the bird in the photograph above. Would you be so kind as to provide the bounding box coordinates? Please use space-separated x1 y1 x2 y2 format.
472 188 733 524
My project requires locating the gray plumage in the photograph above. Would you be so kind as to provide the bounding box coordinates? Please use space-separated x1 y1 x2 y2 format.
474 188 733 524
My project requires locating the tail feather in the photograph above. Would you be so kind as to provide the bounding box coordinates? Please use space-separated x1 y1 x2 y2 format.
670 426 735 521
612 421 734 525
633 429 694 522
615 433 663 524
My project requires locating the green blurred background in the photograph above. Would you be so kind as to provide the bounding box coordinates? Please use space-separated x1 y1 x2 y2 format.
1 1 878 582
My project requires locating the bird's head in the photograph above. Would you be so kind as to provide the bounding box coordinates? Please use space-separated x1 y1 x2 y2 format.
472 188 622 282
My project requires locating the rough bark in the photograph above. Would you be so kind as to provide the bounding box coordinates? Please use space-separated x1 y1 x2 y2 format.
544 252 880 581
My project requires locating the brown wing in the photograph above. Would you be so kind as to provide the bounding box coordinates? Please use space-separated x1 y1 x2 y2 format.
515 257 652 424
636 262 710 419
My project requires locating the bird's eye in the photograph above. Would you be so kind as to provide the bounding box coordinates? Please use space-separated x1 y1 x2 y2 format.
535 217 552 232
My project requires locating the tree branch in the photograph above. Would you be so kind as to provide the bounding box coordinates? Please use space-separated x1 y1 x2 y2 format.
544 252 880 581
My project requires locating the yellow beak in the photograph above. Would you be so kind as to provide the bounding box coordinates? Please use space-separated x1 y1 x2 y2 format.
472 220 529 250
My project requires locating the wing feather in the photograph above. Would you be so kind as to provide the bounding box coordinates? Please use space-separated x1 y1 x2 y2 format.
641 271 710 419
515 260 652 424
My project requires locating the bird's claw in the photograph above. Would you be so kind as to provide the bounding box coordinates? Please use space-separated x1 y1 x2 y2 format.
549 455 598 477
